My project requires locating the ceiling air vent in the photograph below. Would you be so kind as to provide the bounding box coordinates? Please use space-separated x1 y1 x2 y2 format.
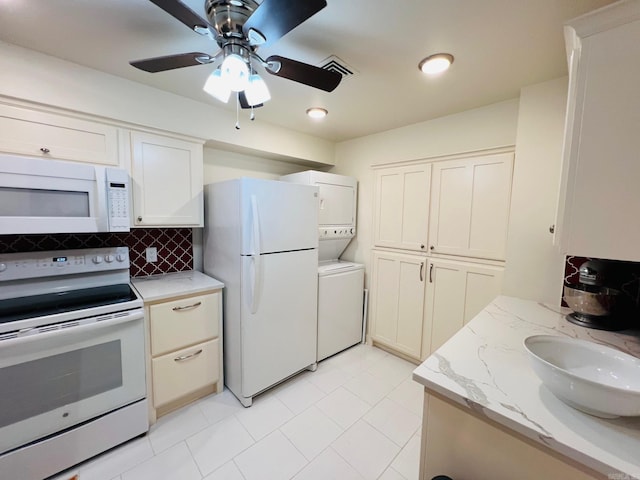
319 55 356 79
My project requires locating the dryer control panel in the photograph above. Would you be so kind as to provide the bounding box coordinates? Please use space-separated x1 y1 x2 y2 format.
319 227 356 239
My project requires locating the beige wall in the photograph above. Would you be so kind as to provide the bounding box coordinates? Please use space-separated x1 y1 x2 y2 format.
0 41 334 166
503 77 568 304
202 147 310 184
193 147 313 270
332 99 520 285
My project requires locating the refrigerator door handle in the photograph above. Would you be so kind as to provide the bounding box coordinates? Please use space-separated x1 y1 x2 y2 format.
249 195 262 314
248 254 262 314
251 195 262 256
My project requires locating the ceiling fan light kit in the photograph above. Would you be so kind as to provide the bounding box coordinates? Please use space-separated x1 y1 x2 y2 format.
203 69 231 102
132 0 342 123
220 53 250 92
245 74 271 105
419 53 454 75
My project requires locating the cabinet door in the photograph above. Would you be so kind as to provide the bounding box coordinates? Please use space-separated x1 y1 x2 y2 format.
370 250 427 359
131 131 204 226
373 164 431 252
429 153 513 261
558 19 640 261
0 103 119 165
425 258 503 356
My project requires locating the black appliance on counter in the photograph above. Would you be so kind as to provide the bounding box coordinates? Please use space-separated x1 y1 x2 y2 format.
563 259 634 331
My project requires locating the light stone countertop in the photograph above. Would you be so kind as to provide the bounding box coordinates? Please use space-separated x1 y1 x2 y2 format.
412 295 640 479
131 270 224 303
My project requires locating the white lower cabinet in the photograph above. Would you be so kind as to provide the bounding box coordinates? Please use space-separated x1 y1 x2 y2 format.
146 290 223 419
425 258 504 355
370 250 428 360
370 251 504 362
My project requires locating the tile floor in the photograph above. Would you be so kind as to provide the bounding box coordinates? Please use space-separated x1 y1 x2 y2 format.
55 344 424 480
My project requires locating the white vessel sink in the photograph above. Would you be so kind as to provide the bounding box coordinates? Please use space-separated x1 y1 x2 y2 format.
524 335 640 418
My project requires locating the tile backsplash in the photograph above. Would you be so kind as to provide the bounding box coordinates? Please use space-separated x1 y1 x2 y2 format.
0 228 193 277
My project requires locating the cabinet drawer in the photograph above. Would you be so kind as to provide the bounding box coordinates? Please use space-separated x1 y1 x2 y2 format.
0 104 119 165
150 293 219 356
152 338 220 407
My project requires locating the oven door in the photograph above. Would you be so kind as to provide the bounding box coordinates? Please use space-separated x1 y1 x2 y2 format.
0 309 146 455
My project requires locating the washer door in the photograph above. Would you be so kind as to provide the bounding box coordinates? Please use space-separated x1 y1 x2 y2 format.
317 268 365 361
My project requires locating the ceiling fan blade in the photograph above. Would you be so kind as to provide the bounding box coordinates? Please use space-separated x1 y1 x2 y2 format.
243 0 327 47
148 0 213 36
265 55 341 92
130 52 213 73
238 92 263 109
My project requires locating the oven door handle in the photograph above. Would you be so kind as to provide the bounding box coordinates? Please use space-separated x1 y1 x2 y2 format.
0 309 144 347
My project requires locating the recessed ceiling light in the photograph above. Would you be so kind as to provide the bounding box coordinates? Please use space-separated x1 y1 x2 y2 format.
306 108 328 119
418 53 454 75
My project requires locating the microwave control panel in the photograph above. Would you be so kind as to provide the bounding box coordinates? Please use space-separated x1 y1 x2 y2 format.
106 168 130 231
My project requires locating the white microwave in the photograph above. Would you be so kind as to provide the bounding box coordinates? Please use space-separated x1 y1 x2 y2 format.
0 155 130 235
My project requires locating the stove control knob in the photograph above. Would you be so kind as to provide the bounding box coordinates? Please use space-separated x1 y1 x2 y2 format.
0 263 6 273
92 255 104 264
105 255 114 263
116 254 126 262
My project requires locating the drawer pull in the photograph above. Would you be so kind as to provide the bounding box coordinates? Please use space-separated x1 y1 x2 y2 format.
172 301 202 312
174 349 203 362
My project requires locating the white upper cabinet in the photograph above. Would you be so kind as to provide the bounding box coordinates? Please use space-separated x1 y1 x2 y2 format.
429 151 514 261
130 131 204 227
373 164 431 252
555 2 640 261
0 103 119 165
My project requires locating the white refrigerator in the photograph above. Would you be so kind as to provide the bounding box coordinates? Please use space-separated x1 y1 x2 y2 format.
204 178 319 407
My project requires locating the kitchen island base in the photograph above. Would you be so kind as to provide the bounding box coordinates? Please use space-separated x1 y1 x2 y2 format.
420 393 600 480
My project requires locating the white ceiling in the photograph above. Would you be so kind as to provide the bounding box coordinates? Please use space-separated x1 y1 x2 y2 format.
0 0 614 142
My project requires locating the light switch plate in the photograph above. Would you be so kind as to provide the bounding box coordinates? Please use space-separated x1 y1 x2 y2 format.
145 247 158 263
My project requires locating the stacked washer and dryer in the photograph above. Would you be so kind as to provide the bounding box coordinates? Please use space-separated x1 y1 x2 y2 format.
281 171 365 361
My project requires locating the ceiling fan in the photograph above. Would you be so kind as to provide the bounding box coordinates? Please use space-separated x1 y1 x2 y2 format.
130 0 342 109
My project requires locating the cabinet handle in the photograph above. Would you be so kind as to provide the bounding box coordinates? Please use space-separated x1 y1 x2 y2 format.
137 216 143 222
174 349 203 362
172 301 202 312
429 264 434 283
40 147 50 154
420 244 425 249
419 262 424 282
549 224 555 234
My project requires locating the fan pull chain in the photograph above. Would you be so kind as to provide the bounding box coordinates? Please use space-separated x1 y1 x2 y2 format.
235 92 240 130
250 105 255 121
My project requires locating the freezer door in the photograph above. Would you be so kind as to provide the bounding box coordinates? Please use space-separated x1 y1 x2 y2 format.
240 178 318 255
240 248 318 397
